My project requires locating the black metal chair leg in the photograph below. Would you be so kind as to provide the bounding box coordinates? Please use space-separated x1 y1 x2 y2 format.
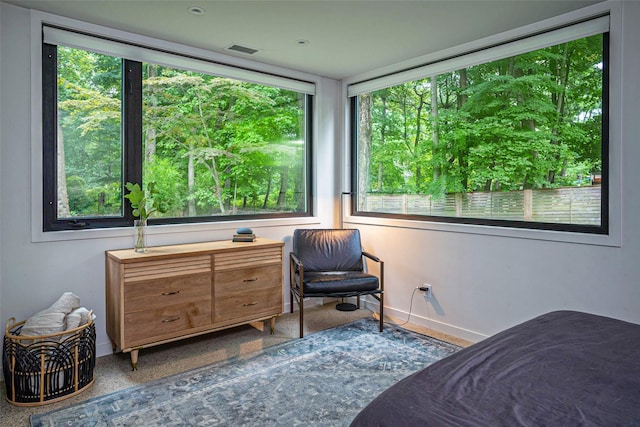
379 294 384 332
299 296 304 338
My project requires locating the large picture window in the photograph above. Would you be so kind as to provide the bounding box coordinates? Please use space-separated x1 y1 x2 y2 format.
350 17 608 234
42 27 313 231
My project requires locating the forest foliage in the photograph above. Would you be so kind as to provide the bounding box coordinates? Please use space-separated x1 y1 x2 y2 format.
55 33 603 223
56 47 307 219
357 34 604 214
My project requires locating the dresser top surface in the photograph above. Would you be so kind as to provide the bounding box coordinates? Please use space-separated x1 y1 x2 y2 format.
106 237 284 262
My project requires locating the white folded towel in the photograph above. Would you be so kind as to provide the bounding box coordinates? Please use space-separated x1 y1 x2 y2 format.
20 292 81 337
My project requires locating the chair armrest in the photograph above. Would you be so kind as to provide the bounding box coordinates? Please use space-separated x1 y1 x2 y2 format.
289 252 305 297
290 252 304 277
290 252 303 268
362 251 381 263
362 251 384 292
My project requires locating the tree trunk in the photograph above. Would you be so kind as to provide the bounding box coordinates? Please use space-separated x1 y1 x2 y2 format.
277 166 288 208
209 157 225 214
294 169 305 211
223 166 231 211
512 59 535 189
431 76 440 182
263 171 272 209
188 148 196 216
458 68 469 190
194 91 225 214
358 94 373 211
549 43 571 183
232 180 237 214
57 123 70 218
412 85 426 189
295 96 306 211
377 95 388 191
145 64 157 163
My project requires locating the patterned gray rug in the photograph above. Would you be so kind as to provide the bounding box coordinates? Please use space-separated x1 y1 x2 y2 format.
31 318 460 427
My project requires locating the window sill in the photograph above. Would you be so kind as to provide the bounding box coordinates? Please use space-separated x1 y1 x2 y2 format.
343 214 620 248
31 216 321 243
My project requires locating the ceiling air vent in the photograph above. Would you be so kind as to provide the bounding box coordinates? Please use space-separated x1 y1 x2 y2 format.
226 44 260 55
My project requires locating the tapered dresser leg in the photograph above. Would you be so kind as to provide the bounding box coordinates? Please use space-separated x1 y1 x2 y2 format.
130 349 139 371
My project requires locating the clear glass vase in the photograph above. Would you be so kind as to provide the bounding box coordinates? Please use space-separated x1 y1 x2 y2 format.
133 219 147 252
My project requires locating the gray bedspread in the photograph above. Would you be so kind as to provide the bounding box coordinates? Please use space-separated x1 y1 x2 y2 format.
351 310 640 426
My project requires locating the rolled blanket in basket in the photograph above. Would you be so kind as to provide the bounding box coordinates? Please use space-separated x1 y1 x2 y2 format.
20 292 80 337
65 307 92 330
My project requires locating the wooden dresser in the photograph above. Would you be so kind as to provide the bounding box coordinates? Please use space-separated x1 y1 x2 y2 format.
105 238 284 369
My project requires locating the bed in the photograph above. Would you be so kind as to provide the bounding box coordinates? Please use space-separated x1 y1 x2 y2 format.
351 310 640 426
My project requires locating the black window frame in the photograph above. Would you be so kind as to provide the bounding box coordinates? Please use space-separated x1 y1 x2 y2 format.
350 32 609 235
42 41 313 232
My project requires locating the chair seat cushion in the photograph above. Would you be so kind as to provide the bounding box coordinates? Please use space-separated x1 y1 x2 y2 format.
301 271 379 295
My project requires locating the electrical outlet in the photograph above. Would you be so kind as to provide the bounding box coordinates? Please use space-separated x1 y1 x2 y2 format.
419 284 432 299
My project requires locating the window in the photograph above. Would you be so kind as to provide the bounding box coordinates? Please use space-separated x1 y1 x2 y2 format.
350 17 609 234
42 27 313 231
43 44 126 230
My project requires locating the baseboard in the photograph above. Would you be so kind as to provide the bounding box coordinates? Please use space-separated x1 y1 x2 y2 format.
97 342 115 358
360 298 487 344
284 297 335 314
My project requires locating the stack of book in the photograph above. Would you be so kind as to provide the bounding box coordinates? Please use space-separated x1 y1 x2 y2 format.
232 228 256 242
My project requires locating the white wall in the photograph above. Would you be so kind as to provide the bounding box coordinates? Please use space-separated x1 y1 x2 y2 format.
0 3 341 357
348 1 640 342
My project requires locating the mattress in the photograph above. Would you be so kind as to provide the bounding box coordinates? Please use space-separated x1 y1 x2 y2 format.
351 310 640 426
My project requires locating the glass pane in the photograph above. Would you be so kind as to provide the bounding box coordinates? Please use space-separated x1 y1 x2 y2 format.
142 63 307 218
356 34 603 227
56 46 123 219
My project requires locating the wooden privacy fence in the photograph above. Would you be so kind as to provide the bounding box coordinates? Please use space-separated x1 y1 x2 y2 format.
364 186 601 225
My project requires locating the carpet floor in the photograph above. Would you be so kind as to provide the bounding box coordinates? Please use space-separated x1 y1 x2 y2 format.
27 316 460 426
2 304 469 426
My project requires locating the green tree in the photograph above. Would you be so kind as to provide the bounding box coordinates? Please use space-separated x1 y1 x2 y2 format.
362 33 603 202
57 47 122 217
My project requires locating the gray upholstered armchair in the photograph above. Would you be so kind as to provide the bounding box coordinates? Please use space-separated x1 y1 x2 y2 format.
289 229 384 338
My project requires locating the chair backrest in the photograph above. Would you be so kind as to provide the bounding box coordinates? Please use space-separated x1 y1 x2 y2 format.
293 229 364 272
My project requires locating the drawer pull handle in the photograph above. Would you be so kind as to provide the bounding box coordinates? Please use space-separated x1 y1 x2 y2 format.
162 316 181 323
161 290 181 296
243 278 258 282
243 302 259 307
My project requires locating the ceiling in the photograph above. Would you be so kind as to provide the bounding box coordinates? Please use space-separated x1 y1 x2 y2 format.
3 0 601 80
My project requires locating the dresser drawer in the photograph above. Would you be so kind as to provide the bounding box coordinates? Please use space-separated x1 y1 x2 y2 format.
124 300 211 347
214 265 282 324
214 247 282 271
214 264 281 291
124 273 211 313
123 255 211 282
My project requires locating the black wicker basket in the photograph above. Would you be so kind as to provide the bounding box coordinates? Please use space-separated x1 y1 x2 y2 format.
2 314 96 406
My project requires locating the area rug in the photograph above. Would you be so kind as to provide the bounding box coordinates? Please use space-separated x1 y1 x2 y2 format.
31 318 460 426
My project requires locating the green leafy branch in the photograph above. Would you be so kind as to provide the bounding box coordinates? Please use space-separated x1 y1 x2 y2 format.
124 182 163 222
